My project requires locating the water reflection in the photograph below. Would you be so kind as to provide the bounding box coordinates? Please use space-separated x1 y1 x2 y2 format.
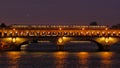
53 51 68 68
6 52 21 68
100 52 114 68
77 52 89 68
0 51 117 68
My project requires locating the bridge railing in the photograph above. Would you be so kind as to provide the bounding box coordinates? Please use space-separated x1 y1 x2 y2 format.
0 29 120 37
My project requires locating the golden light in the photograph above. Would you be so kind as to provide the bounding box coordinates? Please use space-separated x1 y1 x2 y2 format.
97 31 99 33
77 52 89 59
15 32 18 33
59 28 62 30
6 52 21 68
5 37 23 43
99 37 110 43
10 32 12 33
105 38 109 43
53 52 68 68
58 38 63 43
100 52 113 65
105 28 108 30
96 37 118 46
8 37 13 41
12 38 16 43
79 52 89 55
62 37 67 40
7 52 21 59
77 52 89 66
101 37 105 40
82 28 85 30
13 28 15 31
54 51 68 59
101 52 113 58
86 32 89 34
102 32 105 34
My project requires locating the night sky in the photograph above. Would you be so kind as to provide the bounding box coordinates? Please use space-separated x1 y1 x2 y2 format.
0 0 120 25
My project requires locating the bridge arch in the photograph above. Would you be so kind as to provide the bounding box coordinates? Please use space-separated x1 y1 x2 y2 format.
61 39 104 51
0 36 119 51
110 40 120 51
16 37 58 51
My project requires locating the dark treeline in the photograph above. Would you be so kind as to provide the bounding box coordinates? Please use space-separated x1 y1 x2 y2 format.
0 23 7 28
111 24 120 29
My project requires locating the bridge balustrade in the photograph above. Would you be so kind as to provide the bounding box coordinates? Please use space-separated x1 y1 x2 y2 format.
52 32 57 36
47 32 52 36
9 33 12 37
41 32 47 36
36 32 40 36
58 32 62 36
3 32 7 37
0 29 120 37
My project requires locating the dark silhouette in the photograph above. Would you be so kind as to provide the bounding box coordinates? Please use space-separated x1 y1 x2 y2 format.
0 23 6 28
111 24 120 29
89 21 98 26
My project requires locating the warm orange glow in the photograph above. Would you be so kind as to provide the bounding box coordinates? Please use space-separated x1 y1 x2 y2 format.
105 28 108 30
59 28 62 30
105 38 109 43
53 52 68 68
77 52 89 67
58 38 63 43
77 52 89 59
96 37 118 45
8 37 12 41
82 28 85 30
101 52 113 59
54 52 68 59
62 37 67 40
6 37 16 43
6 52 21 68
12 38 16 43
13 28 15 31
7 52 21 59
100 52 113 67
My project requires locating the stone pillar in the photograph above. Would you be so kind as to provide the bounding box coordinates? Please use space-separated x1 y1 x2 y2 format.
57 45 64 51
98 45 111 51
102 45 111 51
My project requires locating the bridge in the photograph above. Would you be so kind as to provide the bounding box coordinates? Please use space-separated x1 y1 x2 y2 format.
0 24 120 51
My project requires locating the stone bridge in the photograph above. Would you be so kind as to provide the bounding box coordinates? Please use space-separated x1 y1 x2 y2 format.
0 25 120 51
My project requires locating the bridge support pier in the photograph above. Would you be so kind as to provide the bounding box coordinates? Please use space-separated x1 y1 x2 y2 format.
98 45 111 51
57 45 64 51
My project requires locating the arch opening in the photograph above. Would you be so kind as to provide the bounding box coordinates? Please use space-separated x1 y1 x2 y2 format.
63 40 102 52
110 42 120 51
19 40 57 51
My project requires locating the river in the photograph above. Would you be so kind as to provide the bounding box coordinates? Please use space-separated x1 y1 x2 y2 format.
0 43 120 68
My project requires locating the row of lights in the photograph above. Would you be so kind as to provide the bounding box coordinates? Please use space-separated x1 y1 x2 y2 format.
2 31 120 36
3 31 120 34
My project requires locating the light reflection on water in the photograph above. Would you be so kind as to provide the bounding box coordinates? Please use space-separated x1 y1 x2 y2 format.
6 52 21 68
100 52 113 68
77 52 89 68
53 52 68 68
0 51 118 68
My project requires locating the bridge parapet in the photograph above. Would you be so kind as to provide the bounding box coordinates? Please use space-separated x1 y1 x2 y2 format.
0 28 120 37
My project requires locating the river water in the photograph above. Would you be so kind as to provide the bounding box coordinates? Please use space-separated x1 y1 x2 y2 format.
0 43 120 68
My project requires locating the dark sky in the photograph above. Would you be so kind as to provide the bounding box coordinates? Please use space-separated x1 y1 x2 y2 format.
0 0 120 25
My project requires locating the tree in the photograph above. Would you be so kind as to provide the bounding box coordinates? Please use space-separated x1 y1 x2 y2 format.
89 21 98 26
111 24 120 29
0 23 6 28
